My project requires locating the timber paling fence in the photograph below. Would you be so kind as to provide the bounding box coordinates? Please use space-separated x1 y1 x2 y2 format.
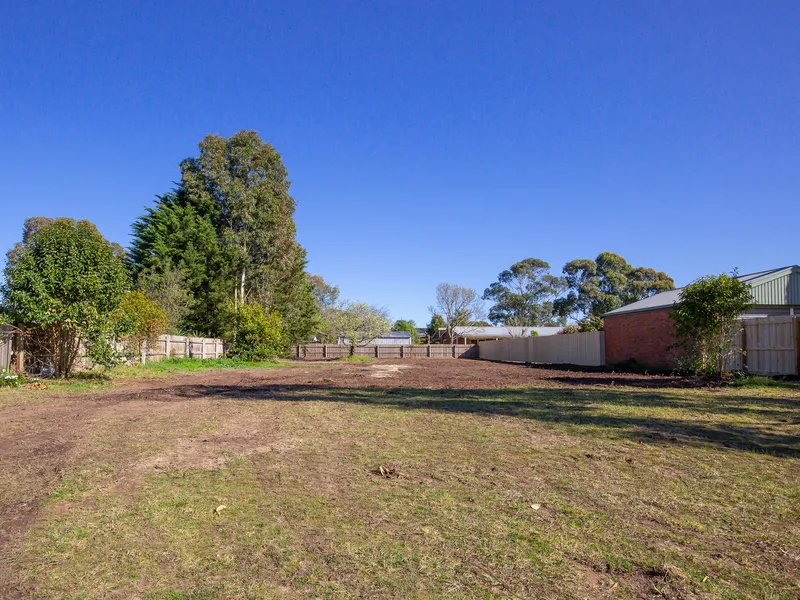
478 332 606 367
296 344 478 360
0 326 12 371
5 332 225 372
728 316 800 376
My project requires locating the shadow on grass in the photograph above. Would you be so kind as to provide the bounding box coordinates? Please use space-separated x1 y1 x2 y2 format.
168 383 800 458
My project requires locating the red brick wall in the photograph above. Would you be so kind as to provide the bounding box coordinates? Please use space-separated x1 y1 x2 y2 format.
604 308 683 370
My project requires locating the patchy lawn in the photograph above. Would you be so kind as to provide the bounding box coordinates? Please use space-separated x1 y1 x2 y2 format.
1 360 798 599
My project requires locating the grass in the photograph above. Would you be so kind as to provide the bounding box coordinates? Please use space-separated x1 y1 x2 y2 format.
336 354 374 363
7 370 800 599
134 356 284 373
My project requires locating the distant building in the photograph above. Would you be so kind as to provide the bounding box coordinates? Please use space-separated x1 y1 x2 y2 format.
443 326 563 345
341 331 413 345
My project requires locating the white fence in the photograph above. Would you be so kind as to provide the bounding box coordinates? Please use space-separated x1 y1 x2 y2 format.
479 332 606 366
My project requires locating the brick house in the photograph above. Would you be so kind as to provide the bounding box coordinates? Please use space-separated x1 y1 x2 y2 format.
603 266 800 370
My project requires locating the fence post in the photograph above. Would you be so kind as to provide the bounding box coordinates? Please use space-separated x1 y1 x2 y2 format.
323 344 327 359
794 317 800 376
741 324 748 373
141 342 147 365
375 345 379 358
427 345 431 358
14 332 25 372
164 335 171 359
400 345 404 359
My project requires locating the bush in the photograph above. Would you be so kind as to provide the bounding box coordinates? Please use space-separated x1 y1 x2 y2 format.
227 302 288 361
114 291 168 358
0 369 25 388
559 325 581 335
1 218 130 376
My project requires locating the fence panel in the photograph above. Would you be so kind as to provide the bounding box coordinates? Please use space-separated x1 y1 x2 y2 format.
295 344 477 360
479 332 605 366
741 316 798 375
0 326 12 371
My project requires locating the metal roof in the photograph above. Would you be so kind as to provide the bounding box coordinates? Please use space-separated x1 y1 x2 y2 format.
452 326 562 338
603 266 800 317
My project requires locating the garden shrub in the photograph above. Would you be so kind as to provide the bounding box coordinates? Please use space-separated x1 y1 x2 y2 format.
227 302 288 361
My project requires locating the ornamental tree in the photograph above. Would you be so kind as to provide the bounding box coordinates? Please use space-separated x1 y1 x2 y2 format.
1 218 130 376
671 271 754 377
324 301 391 356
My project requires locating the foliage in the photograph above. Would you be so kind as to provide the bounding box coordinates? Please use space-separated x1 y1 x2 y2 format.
392 319 419 343
429 283 485 342
130 190 227 335
135 265 193 334
130 131 318 344
483 258 567 329
226 302 288 361
1 218 130 376
324 301 391 356
554 252 674 321
426 313 446 340
671 271 754 377
114 291 168 358
0 369 27 387
309 275 340 309
558 325 581 335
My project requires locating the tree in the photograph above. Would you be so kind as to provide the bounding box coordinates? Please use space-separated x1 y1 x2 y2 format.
392 319 419 343
324 301 391 356
429 283 485 342
114 291 168 359
135 265 192 334
671 271 754 377
130 190 227 335
130 131 317 344
554 252 674 327
483 258 566 332
309 275 340 309
1 218 130 376
426 313 446 342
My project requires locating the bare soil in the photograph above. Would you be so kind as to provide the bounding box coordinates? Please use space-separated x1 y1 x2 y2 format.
1 359 797 599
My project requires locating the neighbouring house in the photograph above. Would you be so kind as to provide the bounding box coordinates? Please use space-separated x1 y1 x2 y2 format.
340 331 413 345
603 265 800 369
442 325 563 345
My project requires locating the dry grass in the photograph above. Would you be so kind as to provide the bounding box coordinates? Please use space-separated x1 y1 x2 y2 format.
1 362 798 599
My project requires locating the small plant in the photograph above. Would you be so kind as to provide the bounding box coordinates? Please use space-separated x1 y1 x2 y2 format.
0 369 25 387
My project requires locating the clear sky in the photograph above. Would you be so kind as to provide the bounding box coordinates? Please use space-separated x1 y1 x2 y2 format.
1 1 798 325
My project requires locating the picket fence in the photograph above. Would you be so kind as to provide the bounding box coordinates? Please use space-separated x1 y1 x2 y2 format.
296 344 478 360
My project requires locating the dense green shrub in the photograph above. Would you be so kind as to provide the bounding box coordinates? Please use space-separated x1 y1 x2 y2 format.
671 271 754 377
114 291 168 358
1 218 130 376
227 302 288 361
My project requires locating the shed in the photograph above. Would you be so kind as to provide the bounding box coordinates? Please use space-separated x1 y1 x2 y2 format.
603 265 800 369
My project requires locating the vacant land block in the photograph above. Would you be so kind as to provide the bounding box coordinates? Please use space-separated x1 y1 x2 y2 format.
1 360 798 599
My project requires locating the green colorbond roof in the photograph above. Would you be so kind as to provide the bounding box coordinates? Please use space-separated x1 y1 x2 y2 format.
604 266 800 317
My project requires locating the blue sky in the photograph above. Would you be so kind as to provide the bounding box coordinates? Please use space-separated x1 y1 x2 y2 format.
1 1 798 325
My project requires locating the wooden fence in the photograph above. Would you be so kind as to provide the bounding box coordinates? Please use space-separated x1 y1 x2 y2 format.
478 332 606 366
728 316 800 376
295 344 478 360
143 334 225 363
0 326 12 371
